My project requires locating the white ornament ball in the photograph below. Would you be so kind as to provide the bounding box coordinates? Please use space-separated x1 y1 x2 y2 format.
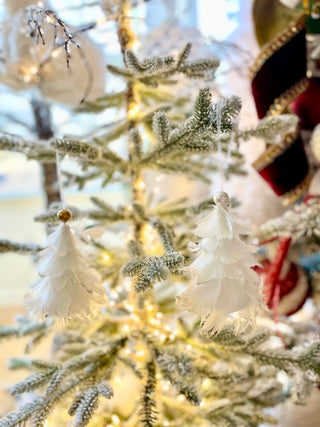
0 0 106 107
310 124 320 162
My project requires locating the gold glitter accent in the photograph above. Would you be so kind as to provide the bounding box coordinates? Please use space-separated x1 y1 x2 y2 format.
249 15 306 80
57 209 72 223
280 172 313 206
252 131 298 171
267 78 309 116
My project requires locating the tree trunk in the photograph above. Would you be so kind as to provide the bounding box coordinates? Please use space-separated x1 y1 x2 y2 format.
31 99 61 208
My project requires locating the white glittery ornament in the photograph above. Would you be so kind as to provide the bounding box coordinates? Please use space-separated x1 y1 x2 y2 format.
310 124 320 162
0 0 106 106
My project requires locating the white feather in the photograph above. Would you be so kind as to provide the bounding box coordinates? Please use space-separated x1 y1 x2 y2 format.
177 192 266 334
25 223 106 319
195 205 233 240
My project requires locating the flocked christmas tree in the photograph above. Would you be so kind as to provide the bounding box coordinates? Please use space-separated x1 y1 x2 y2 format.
0 1 320 426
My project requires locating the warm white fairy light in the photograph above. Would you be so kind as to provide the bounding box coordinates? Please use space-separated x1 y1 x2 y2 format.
146 302 154 312
162 381 170 392
128 104 140 119
136 349 146 358
134 176 146 191
51 49 60 59
123 301 134 312
159 333 167 342
149 318 161 326
102 252 111 262
122 277 132 291
45 15 55 24
202 379 211 389
22 65 39 83
110 290 119 299
111 414 120 425
113 376 121 385
130 313 140 322
131 39 140 49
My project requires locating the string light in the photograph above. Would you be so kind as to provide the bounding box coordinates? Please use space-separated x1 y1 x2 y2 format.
21 65 39 83
123 302 134 312
149 318 161 326
130 313 140 322
113 376 121 385
128 104 139 119
136 349 146 359
110 292 119 300
162 380 170 392
202 379 211 389
111 414 120 425
160 333 167 342
146 302 154 312
45 15 55 24
131 39 140 49
133 176 146 191
102 252 111 262
51 49 60 59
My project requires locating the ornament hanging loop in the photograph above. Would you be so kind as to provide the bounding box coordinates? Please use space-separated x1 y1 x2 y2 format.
214 191 230 208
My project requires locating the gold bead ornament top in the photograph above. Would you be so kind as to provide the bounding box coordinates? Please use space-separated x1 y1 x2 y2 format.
57 209 72 223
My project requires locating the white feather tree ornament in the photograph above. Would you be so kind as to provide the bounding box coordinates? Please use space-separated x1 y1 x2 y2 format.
177 191 266 334
25 209 106 319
